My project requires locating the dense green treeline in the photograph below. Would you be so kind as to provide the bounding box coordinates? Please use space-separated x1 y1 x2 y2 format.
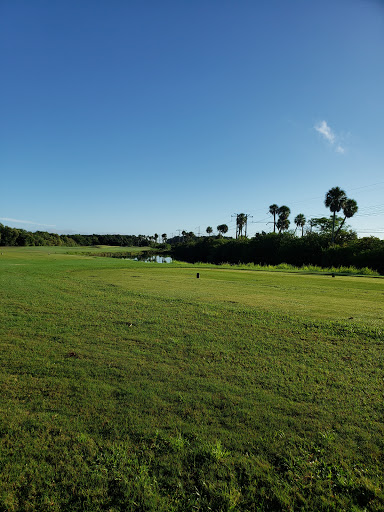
0 224 153 248
2 223 383 273
172 233 384 274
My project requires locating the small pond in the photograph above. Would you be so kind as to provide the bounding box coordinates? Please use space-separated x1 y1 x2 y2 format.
131 254 173 263
95 251 173 263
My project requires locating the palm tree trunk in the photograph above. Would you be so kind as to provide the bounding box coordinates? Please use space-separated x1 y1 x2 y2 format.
334 216 346 242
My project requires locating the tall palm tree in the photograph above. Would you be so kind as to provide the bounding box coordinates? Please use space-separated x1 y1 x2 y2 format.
275 206 290 233
268 204 279 233
334 199 358 241
206 226 213 236
294 214 306 236
324 187 347 244
236 213 247 238
161 233 167 243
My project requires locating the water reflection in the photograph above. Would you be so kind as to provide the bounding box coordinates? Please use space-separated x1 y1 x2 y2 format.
133 255 173 263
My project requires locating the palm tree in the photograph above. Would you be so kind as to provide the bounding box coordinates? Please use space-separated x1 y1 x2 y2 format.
236 213 247 238
324 187 347 244
277 216 290 233
217 224 228 237
154 233 158 243
276 205 290 234
277 205 290 220
334 199 358 241
268 204 279 233
161 233 167 243
206 226 213 236
294 214 306 236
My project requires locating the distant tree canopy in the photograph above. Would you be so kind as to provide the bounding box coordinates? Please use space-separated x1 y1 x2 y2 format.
1 186 363 260
309 216 343 234
307 216 356 243
0 224 157 248
172 232 384 274
217 224 229 237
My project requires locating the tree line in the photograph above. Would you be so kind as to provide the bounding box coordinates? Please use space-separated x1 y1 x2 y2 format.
202 187 359 243
172 187 384 274
172 232 384 274
1 186 381 272
0 225 161 248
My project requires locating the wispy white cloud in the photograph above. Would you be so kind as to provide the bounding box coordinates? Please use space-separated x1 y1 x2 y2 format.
0 217 55 227
314 120 345 154
315 120 335 143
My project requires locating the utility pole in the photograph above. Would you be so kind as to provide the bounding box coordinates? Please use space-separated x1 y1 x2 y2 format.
244 214 253 237
232 213 253 238
231 214 239 238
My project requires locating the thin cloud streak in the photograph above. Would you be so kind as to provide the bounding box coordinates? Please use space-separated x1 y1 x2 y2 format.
315 120 335 143
0 217 56 227
314 120 345 154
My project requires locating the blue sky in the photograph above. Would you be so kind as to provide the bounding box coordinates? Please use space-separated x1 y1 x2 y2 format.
1 0 384 238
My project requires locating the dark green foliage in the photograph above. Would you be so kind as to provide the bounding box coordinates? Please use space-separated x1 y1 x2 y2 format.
334 199 359 241
0 224 21 245
309 216 343 233
294 213 306 236
277 206 291 233
324 187 358 244
236 214 247 237
217 224 229 236
0 224 156 248
172 233 384 274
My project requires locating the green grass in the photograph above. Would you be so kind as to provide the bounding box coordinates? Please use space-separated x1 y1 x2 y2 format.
38 244 152 255
0 247 383 511
168 261 381 277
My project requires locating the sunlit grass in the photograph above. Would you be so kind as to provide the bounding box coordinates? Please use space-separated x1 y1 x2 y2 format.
82 263 384 324
0 248 383 511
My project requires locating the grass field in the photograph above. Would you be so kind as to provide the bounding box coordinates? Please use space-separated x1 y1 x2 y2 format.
0 247 383 511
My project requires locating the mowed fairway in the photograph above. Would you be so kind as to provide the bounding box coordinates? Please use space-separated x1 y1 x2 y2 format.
0 247 383 511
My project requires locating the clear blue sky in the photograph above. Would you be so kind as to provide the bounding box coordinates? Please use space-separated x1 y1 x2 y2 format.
1 0 384 238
